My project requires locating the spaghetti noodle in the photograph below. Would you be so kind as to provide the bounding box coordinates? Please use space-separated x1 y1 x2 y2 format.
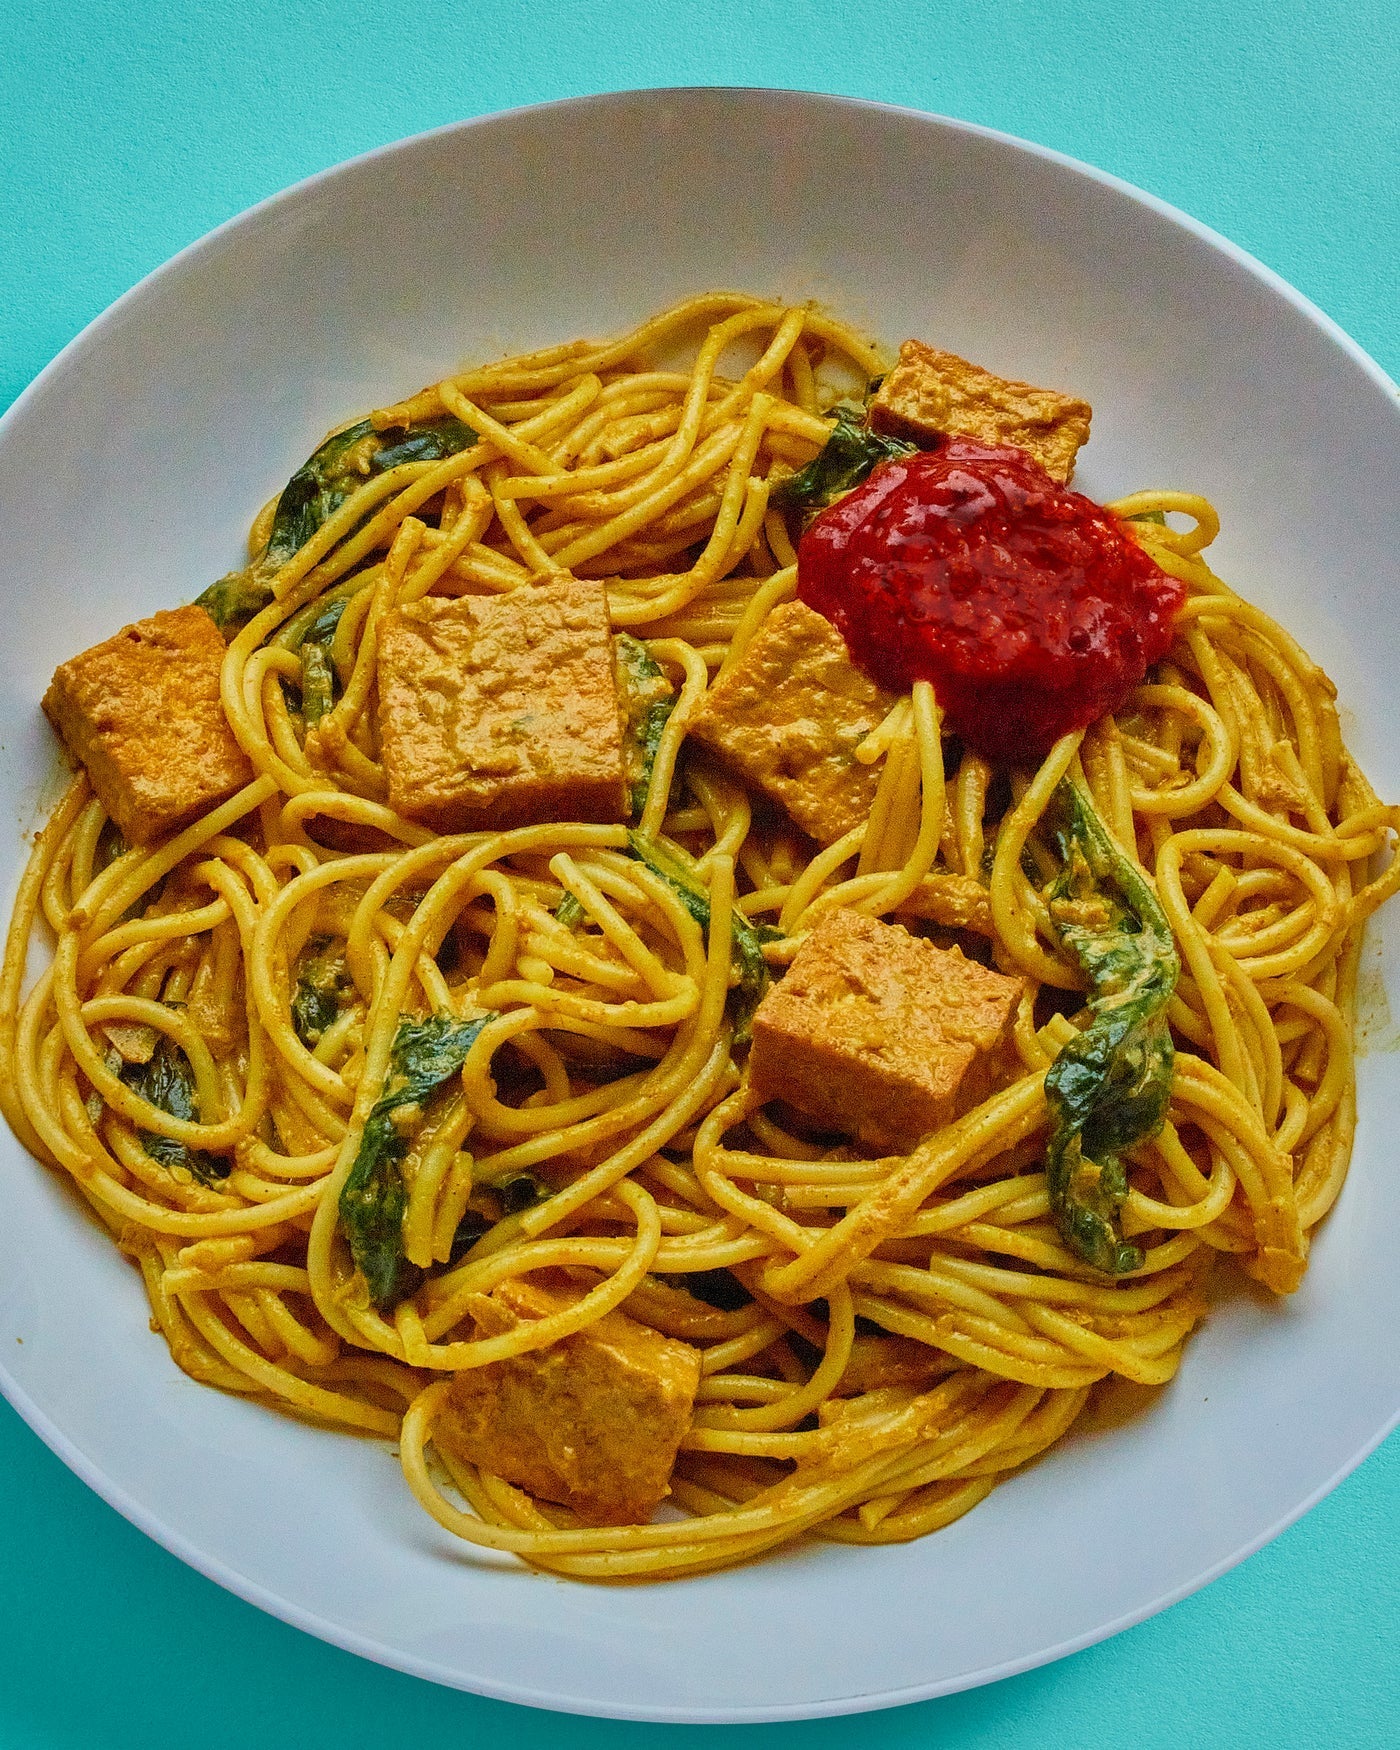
3 293 1397 1581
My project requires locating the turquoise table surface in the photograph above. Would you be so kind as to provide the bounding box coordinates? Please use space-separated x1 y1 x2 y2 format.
3 3 1397 1745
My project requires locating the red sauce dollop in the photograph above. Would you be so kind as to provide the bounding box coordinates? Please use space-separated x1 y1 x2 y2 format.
796 437 1185 765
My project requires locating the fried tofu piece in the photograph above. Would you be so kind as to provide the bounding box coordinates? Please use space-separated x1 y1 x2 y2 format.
748 907 1022 1152
899 872 995 937
378 575 627 832
436 1275 702 1526
42 605 252 846
834 1334 949 1398
686 601 899 844
869 339 1092 483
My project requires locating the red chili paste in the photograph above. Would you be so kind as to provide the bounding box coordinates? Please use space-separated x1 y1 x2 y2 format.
796 436 1185 765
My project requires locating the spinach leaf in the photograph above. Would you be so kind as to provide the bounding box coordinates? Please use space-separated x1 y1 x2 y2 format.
339 1011 494 1309
614 634 676 818
298 642 336 726
297 596 348 652
291 934 355 1047
443 1172 549 1267
94 818 128 874
371 420 479 473
447 1208 490 1264
625 831 780 1043
474 1165 550 1214
555 891 584 930
497 1172 547 1214
195 569 278 636
264 414 475 569
772 406 915 517
120 1035 229 1188
195 413 476 636
1041 780 1179 1275
296 598 347 725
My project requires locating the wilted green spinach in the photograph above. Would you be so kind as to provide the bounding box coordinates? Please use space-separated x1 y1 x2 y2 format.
772 406 915 518
1041 780 1179 1275
339 1011 494 1308
290 934 355 1047
614 634 676 818
625 831 780 1043
121 1035 229 1188
196 413 477 635
295 597 348 725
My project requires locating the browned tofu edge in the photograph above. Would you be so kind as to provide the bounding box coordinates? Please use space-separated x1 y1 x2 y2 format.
377 575 628 832
436 1276 703 1526
686 600 898 844
40 604 252 844
869 339 1092 483
748 907 1022 1150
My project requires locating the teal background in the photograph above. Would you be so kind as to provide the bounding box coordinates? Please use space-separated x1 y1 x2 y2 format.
2 2 1398 1744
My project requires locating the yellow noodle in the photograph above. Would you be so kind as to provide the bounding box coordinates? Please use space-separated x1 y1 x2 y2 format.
4 294 1395 1583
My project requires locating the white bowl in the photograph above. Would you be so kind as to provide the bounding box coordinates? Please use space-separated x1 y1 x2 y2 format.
1 89 1398 1723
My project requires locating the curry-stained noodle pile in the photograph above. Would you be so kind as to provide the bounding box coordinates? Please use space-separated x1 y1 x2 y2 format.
4 293 1398 1580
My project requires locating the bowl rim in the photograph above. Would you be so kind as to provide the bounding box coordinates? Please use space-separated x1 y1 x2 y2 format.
3 85 1399 1722
5 85 1396 440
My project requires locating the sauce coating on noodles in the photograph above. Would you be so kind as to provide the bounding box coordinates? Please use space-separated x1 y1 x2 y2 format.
10 292 1400 1583
796 437 1185 762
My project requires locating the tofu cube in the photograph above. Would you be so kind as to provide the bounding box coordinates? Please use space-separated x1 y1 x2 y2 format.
42 604 252 846
869 339 1092 483
377 575 627 832
748 907 1022 1151
687 600 899 845
437 1275 702 1526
